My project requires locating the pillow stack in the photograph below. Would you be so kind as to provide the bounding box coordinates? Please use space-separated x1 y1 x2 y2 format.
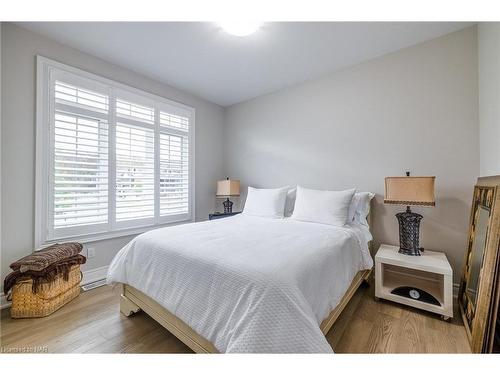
242 185 373 227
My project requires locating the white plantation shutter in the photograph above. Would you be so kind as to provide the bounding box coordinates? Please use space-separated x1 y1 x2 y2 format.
115 122 155 223
36 58 194 246
160 111 189 131
50 79 110 239
159 111 190 218
114 96 156 227
55 81 108 113
117 98 155 124
53 113 109 229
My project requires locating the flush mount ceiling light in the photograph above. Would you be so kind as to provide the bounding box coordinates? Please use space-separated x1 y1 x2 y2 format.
218 21 261 37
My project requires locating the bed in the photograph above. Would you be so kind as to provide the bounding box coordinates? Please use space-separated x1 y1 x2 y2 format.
107 213 374 353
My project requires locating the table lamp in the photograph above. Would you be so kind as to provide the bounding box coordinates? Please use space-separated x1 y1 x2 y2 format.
216 177 240 213
384 173 435 256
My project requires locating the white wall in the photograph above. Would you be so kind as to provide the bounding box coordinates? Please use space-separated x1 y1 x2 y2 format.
0 23 225 290
0 24 483 292
478 23 500 176
0 22 2 292
224 27 479 282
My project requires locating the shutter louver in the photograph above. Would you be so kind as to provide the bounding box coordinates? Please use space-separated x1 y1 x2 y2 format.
115 122 155 222
159 111 190 217
53 109 108 230
160 111 189 131
52 80 109 235
55 81 108 113
117 99 154 124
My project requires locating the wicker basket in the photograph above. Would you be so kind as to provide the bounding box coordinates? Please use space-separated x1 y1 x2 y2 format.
10 265 82 318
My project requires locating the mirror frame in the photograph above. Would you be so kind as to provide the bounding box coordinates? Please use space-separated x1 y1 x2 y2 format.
459 176 500 353
465 204 490 306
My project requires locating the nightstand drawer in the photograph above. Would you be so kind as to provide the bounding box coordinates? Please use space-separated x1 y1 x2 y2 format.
375 245 452 275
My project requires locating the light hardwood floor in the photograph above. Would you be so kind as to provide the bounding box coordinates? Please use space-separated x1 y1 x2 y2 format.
0 281 471 353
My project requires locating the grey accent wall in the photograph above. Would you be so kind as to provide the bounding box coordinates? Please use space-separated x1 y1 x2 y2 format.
0 24 482 291
224 27 479 283
1 23 225 288
478 23 500 176
0 23 2 287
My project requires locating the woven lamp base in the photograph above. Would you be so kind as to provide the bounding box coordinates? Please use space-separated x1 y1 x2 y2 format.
396 207 423 256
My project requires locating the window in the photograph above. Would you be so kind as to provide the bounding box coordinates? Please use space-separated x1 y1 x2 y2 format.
36 57 194 247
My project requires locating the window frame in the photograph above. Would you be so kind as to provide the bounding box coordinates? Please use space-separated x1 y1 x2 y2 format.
35 56 195 248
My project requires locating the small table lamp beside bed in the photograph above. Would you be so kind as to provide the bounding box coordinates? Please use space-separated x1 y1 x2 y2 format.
107 185 375 353
216 177 240 213
377 174 455 321
384 173 436 256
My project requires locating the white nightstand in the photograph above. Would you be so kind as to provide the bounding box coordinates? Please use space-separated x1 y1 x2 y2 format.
375 244 453 320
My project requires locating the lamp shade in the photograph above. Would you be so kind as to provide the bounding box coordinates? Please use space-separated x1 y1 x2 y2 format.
216 179 240 197
384 176 435 206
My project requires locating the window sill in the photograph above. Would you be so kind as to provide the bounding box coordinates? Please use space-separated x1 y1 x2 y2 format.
37 218 194 249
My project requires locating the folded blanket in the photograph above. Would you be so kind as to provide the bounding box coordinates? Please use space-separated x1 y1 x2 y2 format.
4 254 86 295
10 242 83 273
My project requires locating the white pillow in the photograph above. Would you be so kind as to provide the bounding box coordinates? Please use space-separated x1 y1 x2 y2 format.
348 191 375 222
284 187 297 217
243 186 289 218
354 192 375 226
347 193 361 222
291 186 356 226
354 192 375 243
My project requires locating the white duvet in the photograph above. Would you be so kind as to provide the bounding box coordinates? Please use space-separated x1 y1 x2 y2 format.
107 214 373 353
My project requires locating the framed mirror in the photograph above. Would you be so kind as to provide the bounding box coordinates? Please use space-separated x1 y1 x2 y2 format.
466 205 490 306
459 176 500 353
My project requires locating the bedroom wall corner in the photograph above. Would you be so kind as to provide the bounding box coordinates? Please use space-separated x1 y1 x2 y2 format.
0 23 225 293
478 22 500 176
0 22 3 292
223 26 479 283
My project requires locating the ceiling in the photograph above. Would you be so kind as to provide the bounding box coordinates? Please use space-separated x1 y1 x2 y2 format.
18 22 473 107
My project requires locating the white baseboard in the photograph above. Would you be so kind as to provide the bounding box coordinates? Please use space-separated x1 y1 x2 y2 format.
81 265 109 286
0 265 109 310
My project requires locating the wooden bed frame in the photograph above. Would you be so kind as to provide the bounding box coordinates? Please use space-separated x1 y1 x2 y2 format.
119 210 374 353
120 269 372 353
